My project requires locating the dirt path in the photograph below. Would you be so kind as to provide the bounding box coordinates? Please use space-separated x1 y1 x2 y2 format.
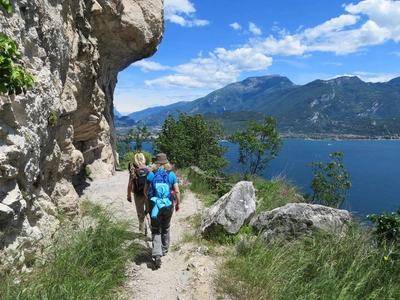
80 170 227 300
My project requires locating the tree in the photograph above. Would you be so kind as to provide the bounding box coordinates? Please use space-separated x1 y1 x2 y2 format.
229 117 283 176
128 126 151 151
308 151 351 208
1 1 35 95
153 112 228 172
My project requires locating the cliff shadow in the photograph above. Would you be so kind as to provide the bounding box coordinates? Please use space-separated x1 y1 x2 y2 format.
72 173 92 196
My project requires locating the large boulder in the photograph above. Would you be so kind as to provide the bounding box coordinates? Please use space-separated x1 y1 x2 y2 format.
200 181 257 236
251 203 351 243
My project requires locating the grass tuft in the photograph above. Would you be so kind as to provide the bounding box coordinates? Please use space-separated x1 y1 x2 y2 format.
0 203 138 300
216 225 400 300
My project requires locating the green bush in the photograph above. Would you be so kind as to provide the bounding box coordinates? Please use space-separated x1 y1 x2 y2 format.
368 207 400 250
214 181 232 198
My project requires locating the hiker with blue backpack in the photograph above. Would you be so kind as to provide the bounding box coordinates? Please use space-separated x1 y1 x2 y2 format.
143 153 181 268
127 152 152 234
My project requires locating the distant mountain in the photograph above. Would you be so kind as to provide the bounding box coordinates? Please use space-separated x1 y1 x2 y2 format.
128 101 189 123
120 75 400 136
183 75 298 115
114 115 137 127
114 108 122 118
388 77 400 88
271 76 400 135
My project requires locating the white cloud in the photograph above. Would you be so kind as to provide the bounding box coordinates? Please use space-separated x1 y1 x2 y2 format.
165 0 195 14
302 14 359 42
214 47 272 70
245 0 400 56
143 46 273 89
353 71 400 83
249 22 262 35
230 22 242 30
127 0 400 97
345 0 400 41
134 61 171 71
257 35 307 56
165 0 210 27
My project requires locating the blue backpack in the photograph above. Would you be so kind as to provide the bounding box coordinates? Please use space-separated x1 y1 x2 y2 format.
148 171 175 217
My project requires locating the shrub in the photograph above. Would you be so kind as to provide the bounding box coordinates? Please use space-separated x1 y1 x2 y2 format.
307 151 351 208
368 207 400 249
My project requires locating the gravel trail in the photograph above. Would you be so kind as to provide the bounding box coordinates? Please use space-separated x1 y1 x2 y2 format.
79 170 228 300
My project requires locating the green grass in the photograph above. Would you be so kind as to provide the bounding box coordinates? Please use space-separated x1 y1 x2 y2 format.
0 202 141 300
252 174 301 213
184 172 400 300
216 224 400 300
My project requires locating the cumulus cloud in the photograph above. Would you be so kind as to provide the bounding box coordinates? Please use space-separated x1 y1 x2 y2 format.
134 61 171 72
249 22 262 35
230 22 242 30
142 46 273 89
137 0 400 89
165 0 210 27
257 35 307 56
345 0 400 42
244 0 400 56
214 47 272 70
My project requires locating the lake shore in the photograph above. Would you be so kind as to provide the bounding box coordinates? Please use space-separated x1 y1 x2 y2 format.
280 133 400 140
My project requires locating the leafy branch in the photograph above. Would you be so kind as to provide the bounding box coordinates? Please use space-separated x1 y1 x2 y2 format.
0 1 35 95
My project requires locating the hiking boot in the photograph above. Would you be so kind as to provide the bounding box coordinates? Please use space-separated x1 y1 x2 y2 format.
155 255 162 267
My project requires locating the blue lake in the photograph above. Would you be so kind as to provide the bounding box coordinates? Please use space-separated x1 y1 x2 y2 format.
136 139 400 220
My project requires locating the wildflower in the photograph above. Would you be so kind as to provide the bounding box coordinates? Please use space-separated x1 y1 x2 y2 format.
383 255 388 261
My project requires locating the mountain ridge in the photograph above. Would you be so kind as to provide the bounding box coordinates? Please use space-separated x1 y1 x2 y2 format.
117 74 400 137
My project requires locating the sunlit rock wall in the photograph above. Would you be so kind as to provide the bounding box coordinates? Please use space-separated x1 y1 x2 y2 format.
0 0 163 272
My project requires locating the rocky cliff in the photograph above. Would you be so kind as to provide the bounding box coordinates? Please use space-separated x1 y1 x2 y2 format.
0 0 164 272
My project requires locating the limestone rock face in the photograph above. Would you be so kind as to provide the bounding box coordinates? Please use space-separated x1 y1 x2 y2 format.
0 0 164 272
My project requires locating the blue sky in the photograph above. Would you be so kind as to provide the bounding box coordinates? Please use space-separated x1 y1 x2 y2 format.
114 0 400 115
